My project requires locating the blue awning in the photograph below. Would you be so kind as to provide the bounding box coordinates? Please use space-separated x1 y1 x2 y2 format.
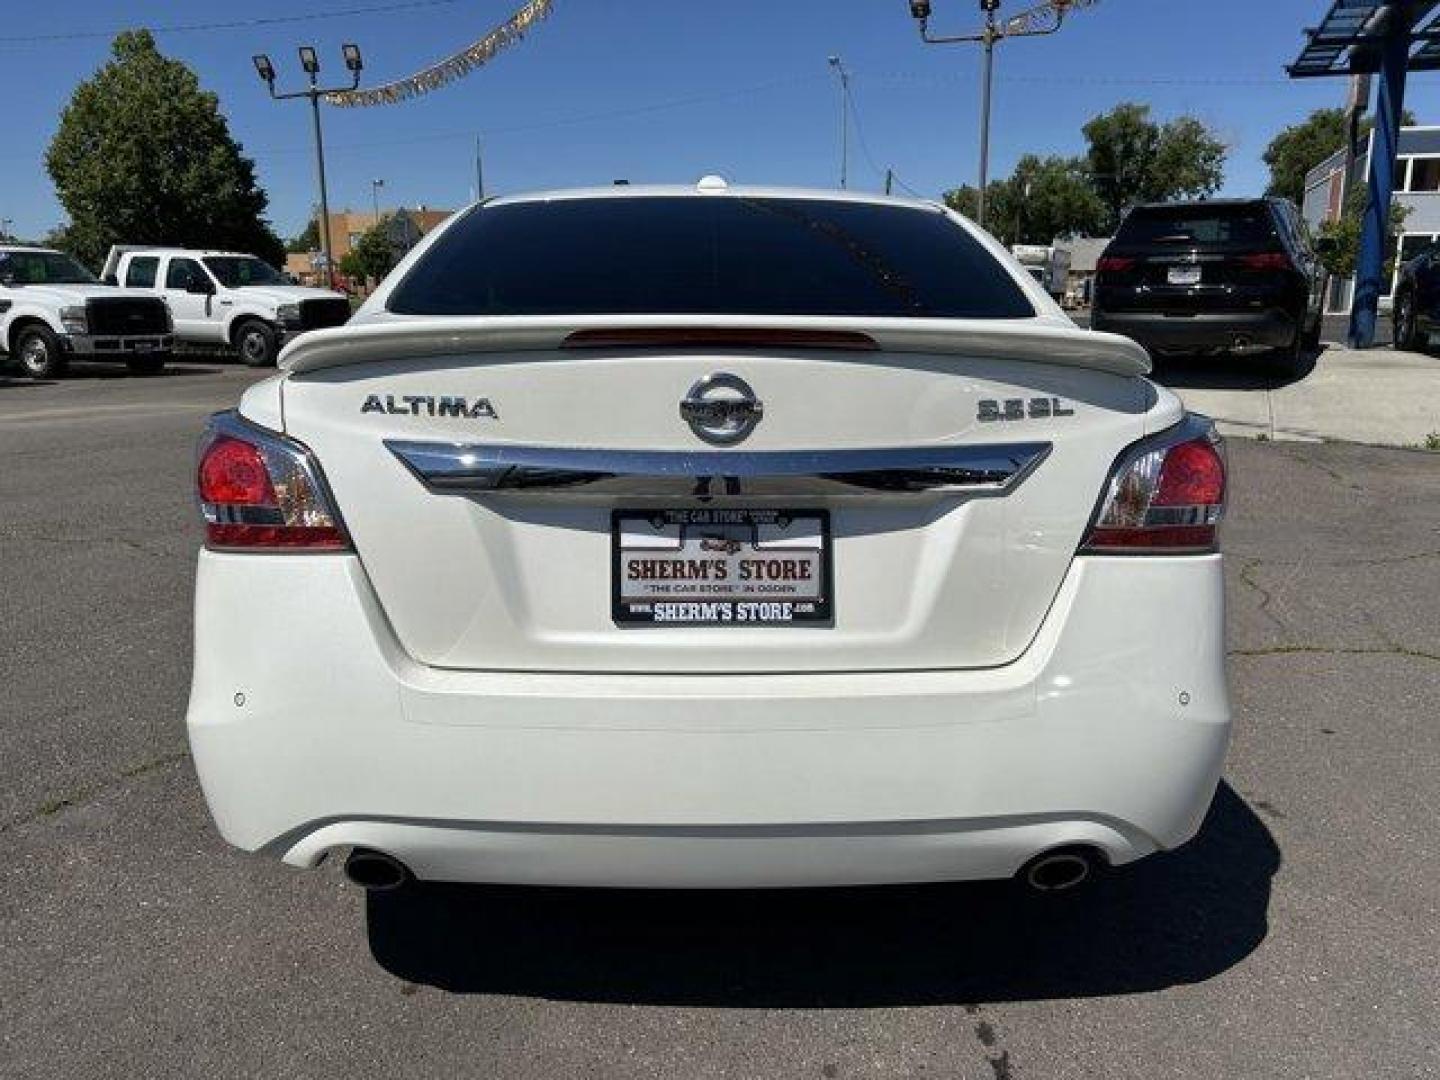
1288 0 1440 77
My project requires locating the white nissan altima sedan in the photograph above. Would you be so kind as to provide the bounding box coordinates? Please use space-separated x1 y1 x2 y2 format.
186 180 1230 894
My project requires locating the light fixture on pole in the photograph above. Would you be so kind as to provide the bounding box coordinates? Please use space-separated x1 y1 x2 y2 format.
253 43 366 285
371 178 385 223
907 0 1098 228
827 55 851 190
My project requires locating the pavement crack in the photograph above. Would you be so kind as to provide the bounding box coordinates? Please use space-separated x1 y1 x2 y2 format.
1228 548 1440 569
0 749 190 835
1229 644 1440 666
1237 558 1287 631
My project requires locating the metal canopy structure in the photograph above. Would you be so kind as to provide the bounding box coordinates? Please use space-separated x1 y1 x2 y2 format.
1289 0 1440 77
1288 2 1440 347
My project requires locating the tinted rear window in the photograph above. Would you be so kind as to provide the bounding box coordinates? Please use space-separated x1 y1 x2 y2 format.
1115 204 1278 247
387 196 1034 319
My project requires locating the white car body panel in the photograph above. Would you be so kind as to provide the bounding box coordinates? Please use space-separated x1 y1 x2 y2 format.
187 185 1229 888
188 550 1228 887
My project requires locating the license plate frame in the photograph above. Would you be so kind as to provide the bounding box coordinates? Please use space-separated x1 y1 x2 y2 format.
612 508 833 626
1167 264 1202 286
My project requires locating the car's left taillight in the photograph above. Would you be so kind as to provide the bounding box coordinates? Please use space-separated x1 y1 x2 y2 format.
197 411 349 551
1080 414 1226 554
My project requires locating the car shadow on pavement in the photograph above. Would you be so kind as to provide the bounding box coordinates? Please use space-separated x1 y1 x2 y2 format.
365 782 1277 1006
1150 348 1320 392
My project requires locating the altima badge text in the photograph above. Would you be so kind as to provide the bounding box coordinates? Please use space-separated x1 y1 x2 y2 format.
977 397 1075 422
361 394 498 419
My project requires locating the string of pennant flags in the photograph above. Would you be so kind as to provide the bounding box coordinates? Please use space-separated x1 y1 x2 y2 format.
323 0 554 108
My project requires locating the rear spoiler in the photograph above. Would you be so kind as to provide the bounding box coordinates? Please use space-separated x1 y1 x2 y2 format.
278 314 1150 377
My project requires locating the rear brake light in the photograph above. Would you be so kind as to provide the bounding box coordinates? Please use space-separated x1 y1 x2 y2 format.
1096 256 1136 274
1081 416 1225 554
197 411 349 551
1238 252 1290 271
561 328 879 351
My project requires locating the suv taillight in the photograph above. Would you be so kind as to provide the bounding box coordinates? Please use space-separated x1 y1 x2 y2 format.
1096 255 1136 274
1081 415 1226 554
1238 252 1291 272
197 411 349 551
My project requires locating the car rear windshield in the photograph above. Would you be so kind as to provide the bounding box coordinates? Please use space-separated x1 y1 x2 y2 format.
1114 205 1278 247
386 196 1035 319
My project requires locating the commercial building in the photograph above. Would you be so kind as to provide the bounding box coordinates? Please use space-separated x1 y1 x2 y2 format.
1302 125 1440 315
285 205 455 285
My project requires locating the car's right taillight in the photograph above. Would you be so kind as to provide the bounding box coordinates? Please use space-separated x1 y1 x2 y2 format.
197 411 349 551
1081 415 1226 554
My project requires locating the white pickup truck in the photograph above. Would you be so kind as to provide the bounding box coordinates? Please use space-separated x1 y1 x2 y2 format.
1 246 174 378
102 246 351 367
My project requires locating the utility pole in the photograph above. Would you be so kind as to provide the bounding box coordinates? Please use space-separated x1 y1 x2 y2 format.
827 56 851 189
475 136 486 201
907 0 1098 229
253 45 366 286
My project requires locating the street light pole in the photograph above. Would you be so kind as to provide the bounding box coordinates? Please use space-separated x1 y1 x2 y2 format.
253 45 365 286
827 55 851 189
907 0 1098 229
372 178 385 223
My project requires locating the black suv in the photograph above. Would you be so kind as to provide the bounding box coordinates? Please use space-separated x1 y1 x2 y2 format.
1392 243 1440 352
1091 198 1326 375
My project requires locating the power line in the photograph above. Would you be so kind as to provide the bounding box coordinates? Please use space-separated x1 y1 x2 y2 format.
0 0 469 45
839 70 927 200
251 72 827 156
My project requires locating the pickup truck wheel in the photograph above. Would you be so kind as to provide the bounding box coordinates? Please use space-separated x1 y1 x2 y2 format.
235 320 278 367
15 325 67 379
126 353 168 376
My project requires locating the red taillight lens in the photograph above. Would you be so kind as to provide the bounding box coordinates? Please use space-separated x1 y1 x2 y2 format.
1097 255 1136 274
198 436 278 506
1082 419 1226 554
197 413 349 551
1238 252 1290 272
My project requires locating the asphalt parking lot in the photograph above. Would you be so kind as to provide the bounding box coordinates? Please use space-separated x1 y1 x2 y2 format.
2 359 1438 1079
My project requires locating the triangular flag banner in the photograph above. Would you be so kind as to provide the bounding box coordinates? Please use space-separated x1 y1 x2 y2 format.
324 0 554 108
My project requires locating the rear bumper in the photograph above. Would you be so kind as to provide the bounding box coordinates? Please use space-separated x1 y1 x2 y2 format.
1092 309 1297 353
186 551 1231 888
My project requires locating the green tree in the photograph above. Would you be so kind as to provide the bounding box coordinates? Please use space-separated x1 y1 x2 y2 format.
339 218 398 282
1317 187 1409 280
45 30 284 269
1263 106 1417 205
945 155 1106 246
1083 103 1227 231
286 218 320 254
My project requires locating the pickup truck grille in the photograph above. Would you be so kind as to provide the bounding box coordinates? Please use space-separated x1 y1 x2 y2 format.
86 297 170 336
298 298 351 331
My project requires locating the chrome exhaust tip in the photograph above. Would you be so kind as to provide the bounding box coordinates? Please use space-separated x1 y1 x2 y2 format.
343 848 413 891
1020 847 1099 893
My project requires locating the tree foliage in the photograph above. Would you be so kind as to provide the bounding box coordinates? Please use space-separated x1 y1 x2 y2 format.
46 30 284 269
1317 187 1410 280
1083 103 1226 231
339 218 399 282
286 218 320 254
945 155 1106 246
1263 106 1417 205
1263 108 1349 206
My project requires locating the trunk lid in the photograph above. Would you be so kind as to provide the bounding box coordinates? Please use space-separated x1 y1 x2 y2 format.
277 321 1166 674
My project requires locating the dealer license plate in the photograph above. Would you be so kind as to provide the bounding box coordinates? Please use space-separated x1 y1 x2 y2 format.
1167 265 1202 286
612 509 832 626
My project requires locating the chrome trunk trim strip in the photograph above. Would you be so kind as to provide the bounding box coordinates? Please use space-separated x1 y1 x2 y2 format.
385 440 1051 497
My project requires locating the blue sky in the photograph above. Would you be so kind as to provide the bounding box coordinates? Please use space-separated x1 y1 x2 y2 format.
1 0 1433 242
